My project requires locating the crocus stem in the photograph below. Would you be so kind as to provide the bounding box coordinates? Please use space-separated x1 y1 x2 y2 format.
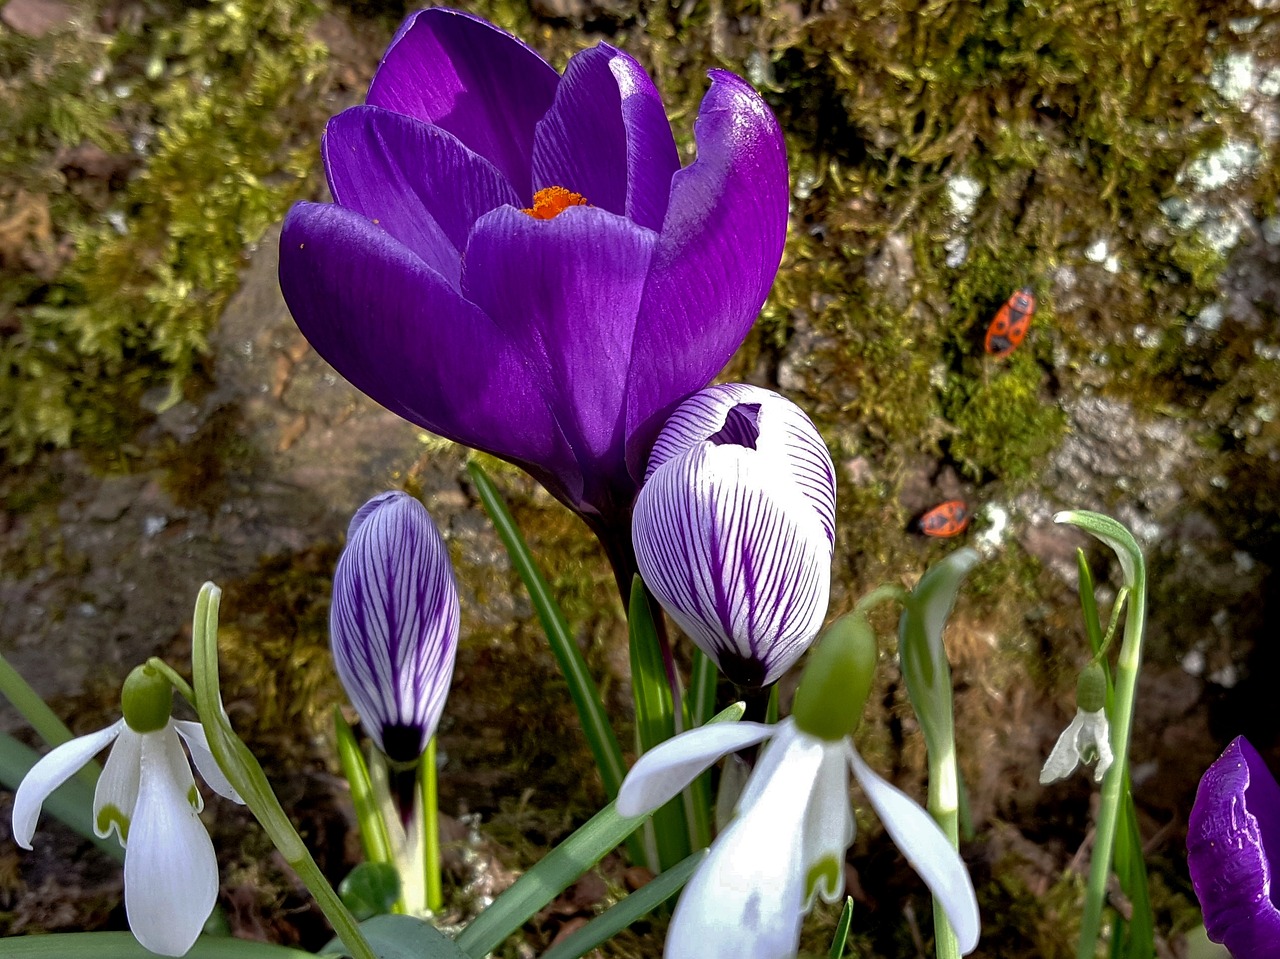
422 737 443 913
190 583 377 959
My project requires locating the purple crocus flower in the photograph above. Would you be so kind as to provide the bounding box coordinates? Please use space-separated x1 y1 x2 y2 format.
331 491 460 763
632 384 836 687
278 8 788 575
1188 736 1280 958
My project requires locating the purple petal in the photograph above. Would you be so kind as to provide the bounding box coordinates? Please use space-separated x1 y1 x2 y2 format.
331 492 460 762
324 106 521 287
279 202 584 507
633 443 832 688
645 384 837 550
624 70 789 477
462 205 657 515
1188 736 1280 958
532 45 679 231
367 8 559 199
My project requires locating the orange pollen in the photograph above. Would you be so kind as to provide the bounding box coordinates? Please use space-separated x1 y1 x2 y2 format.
521 185 590 219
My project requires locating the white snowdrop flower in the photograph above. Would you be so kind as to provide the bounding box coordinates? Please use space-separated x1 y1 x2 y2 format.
12 664 243 956
1040 662 1114 785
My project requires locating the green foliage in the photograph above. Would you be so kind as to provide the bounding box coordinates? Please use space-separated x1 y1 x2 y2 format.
943 360 1068 481
1 0 327 463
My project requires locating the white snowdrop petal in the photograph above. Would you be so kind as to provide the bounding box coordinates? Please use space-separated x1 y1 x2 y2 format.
665 735 826 959
1039 712 1088 785
173 721 244 804
124 733 220 956
93 726 143 843
12 720 123 849
800 745 854 907
617 722 775 818
848 744 981 954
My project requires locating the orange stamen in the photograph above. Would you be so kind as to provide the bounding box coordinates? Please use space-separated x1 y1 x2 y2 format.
521 185 590 219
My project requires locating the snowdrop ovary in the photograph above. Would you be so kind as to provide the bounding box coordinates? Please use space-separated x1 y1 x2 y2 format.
791 611 877 742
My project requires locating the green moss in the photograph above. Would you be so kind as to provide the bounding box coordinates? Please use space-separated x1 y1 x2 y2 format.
2 0 328 465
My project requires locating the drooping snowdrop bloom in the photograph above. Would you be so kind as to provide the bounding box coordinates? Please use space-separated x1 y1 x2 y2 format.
331 491 460 763
617 614 980 958
1040 662 1114 785
279 8 788 564
1187 736 1280 958
12 664 243 957
632 384 836 687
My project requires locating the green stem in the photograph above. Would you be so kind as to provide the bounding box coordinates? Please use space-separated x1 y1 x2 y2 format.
189 583 377 959
145 657 196 706
854 583 911 614
422 737 443 913
1056 512 1149 959
1077 573 1147 958
927 743 962 959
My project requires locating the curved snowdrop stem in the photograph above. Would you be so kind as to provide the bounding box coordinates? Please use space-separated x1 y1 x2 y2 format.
1053 512 1148 959
189 583 378 959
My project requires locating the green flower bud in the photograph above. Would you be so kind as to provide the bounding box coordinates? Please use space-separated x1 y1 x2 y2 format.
121 664 173 733
792 612 878 741
1075 661 1107 714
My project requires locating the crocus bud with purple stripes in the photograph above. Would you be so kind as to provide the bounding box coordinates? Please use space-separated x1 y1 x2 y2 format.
633 384 836 688
331 491 460 763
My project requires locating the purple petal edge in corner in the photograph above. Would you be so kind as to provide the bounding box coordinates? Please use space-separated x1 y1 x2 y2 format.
1188 735 1280 959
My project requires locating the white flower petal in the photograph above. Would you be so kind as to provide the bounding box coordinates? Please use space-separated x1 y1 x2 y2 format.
94 726 143 843
633 443 832 687
735 718 805 815
1039 706 1111 783
800 745 854 907
12 720 123 849
665 732 826 959
848 744 980 954
124 732 219 956
173 721 244 804
644 383 837 549
617 722 775 818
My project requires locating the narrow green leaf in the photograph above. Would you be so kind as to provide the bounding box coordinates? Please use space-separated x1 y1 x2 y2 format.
827 897 855 959
628 576 677 754
540 850 707 959
0 732 123 861
898 548 979 756
0 933 315 959
688 649 717 729
321 914 469 959
468 462 627 798
454 800 647 959
1076 549 1105 657
1115 782 1155 959
683 650 717 850
334 709 393 866
629 576 691 871
453 704 744 959
340 862 401 921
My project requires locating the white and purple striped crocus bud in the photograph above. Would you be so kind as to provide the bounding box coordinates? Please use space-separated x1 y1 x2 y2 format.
633 384 836 688
1188 736 1280 958
331 491 460 764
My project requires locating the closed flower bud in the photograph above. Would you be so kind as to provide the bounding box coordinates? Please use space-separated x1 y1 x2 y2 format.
633 384 836 687
331 491 460 763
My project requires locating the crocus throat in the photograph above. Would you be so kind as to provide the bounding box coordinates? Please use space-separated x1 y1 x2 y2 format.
708 403 762 450
522 185 589 219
